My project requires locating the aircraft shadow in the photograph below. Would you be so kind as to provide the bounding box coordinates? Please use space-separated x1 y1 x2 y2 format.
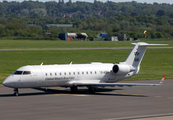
0 87 148 97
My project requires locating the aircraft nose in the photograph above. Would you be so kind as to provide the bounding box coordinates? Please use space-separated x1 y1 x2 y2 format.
3 76 15 88
3 79 11 87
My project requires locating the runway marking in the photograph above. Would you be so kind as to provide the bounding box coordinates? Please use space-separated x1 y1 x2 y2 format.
105 113 173 120
143 95 150 97
73 95 89 97
45 94 57 96
155 96 162 98
43 92 172 99
112 92 150 97
59 93 71 95
167 97 173 99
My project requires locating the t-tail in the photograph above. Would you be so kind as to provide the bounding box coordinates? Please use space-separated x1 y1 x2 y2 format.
125 42 168 75
112 42 168 77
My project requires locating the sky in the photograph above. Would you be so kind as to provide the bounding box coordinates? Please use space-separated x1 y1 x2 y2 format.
2 0 173 4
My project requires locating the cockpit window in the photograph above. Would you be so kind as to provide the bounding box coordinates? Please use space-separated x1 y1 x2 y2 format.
13 71 23 75
13 71 31 75
23 71 31 75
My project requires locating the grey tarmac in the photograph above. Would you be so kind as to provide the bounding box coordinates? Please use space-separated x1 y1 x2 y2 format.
0 79 173 120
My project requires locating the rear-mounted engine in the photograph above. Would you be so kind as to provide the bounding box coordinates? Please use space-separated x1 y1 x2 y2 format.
112 64 135 74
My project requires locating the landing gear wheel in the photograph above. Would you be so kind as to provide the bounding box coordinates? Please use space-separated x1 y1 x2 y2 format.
13 88 19 96
88 86 96 94
70 86 78 92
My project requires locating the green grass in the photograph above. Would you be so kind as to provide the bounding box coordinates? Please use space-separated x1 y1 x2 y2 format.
0 39 173 49
0 48 173 85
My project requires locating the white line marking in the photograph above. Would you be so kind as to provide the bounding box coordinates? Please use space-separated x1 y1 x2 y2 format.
104 113 173 120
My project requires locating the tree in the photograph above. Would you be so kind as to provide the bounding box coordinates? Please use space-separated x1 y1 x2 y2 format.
131 12 138 17
30 8 47 16
112 26 120 32
150 32 156 39
21 9 29 16
156 17 169 26
155 32 164 38
169 13 173 18
0 24 5 36
156 10 165 17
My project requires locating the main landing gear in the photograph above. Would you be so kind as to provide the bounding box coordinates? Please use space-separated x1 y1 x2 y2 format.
70 86 97 93
13 88 19 96
70 86 78 92
88 86 96 94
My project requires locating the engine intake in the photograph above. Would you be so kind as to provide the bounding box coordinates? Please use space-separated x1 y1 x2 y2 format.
112 64 135 74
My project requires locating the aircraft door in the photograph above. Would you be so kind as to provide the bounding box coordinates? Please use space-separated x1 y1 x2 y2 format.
33 67 43 84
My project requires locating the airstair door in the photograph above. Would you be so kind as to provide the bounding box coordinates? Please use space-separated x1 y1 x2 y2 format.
33 67 43 84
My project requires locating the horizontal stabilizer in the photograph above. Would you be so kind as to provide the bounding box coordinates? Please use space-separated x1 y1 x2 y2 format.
131 43 168 46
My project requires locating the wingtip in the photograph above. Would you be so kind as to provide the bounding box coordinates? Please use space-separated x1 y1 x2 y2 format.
159 74 166 85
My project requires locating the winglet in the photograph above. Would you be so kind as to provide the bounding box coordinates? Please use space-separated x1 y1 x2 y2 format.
159 74 166 85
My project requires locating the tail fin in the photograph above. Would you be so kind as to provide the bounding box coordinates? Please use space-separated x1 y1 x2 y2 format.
125 42 167 67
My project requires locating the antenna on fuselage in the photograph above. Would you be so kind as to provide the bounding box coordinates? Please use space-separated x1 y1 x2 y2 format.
70 62 73 65
41 62 43 66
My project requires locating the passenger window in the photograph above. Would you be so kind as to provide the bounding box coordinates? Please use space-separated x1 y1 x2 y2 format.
23 71 31 75
13 71 23 75
86 71 88 74
45 73 47 76
82 72 84 75
78 72 80 75
55 73 57 76
60 73 61 75
50 73 52 76
64 72 66 75
73 72 75 75
90 71 92 74
95 71 97 74
69 72 71 75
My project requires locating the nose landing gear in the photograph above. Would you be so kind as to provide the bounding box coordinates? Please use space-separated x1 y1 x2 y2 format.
13 88 19 96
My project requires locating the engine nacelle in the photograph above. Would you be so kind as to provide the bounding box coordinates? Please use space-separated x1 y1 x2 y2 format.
112 64 135 74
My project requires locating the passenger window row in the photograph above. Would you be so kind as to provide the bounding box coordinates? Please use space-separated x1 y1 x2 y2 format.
45 71 97 76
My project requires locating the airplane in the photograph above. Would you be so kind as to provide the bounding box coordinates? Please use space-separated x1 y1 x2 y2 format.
3 42 167 96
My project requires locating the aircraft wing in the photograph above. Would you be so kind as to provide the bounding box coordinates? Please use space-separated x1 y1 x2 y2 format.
70 75 166 87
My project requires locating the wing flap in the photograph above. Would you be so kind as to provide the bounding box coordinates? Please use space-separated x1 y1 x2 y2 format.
71 82 159 87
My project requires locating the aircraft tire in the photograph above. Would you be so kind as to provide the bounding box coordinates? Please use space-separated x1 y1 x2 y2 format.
13 88 19 96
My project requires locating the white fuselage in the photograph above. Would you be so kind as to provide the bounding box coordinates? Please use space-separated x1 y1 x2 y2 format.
4 62 136 88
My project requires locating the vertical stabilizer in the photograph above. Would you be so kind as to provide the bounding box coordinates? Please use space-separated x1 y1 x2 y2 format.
125 42 167 67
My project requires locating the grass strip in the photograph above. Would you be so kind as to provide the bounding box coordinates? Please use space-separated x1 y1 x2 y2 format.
0 40 173 49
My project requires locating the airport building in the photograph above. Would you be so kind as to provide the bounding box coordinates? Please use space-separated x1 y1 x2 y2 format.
59 33 88 41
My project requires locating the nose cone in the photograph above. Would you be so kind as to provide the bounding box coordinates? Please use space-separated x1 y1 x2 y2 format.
3 80 9 86
3 76 15 88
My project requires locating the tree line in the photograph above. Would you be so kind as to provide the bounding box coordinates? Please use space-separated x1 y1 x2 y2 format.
0 0 173 39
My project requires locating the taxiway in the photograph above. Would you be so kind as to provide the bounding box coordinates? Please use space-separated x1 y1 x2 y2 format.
0 79 173 120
